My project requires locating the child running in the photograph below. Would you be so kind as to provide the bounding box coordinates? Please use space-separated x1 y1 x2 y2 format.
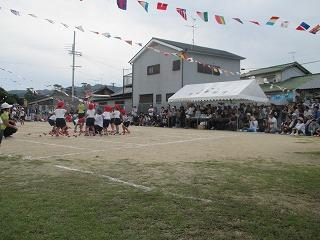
110 107 115 134
102 105 112 135
85 103 95 136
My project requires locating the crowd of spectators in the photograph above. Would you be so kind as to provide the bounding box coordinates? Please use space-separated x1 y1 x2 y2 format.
130 97 320 137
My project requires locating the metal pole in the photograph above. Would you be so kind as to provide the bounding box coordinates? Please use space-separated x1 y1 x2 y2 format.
72 31 76 102
123 68 125 95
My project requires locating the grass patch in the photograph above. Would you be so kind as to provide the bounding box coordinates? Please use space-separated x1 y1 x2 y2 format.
0 156 319 239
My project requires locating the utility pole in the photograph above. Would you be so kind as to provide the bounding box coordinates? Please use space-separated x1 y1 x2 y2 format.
68 31 82 102
122 68 131 94
185 17 197 47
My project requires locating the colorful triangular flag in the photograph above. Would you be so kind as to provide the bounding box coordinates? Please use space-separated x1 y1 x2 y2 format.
309 24 320 34
10 9 20 16
136 43 143 46
196 11 208 22
280 21 289 28
117 0 127 10
125 40 133 45
75 25 85 32
176 8 187 21
114 36 122 40
249 20 260 26
232 18 243 24
157 2 168 10
266 16 279 26
137 1 149 12
296 22 310 31
215 15 226 25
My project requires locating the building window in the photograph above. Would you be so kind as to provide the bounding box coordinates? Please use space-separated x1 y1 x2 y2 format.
166 93 174 102
139 94 153 103
147 64 160 75
156 94 162 104
172 60 181 71
197 63 220 76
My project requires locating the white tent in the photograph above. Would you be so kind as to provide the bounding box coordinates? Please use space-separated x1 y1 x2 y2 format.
168 79 269 103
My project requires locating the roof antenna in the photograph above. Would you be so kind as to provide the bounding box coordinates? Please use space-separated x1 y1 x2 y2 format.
185 17 197 47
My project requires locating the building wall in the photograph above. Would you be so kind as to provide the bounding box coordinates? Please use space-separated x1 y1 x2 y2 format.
132 44 241 111
254 72 282 84
281 67 306 82
100 98 133 112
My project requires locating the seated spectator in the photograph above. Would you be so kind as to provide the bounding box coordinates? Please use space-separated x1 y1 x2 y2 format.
266 114 278 134
0 102 18 138
291 117 305 136
307 118 320 136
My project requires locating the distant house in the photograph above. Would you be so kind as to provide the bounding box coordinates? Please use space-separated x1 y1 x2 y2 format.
241 62 311 84
260 73 320 104
93 86 115 96
129 37 245 112
91 76 133 111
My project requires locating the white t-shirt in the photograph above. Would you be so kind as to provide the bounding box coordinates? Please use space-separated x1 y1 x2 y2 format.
249 120 258 131
49 115 56 121
54 109 66 118
148 108 154 117
95 114 104 127
270 117 277 129
102 111 111 120
110 112 115 119
20 110 25 117
113 110 121 118
86 109 95 118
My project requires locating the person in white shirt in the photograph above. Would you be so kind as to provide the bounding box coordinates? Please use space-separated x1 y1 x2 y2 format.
291 117 306 136
121 111 131 135
85 103 95 136
19 108 25 126
247 116 259 132
103 105 112 135
110 108 115 134
54 101 67 136
94 109 104 135
113 104 122 134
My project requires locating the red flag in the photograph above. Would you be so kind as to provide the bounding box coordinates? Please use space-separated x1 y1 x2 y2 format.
249 20 260 26
157 2 168 10
176 8 187 20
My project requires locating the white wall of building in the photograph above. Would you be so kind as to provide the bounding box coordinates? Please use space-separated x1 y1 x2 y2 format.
132 44 241 110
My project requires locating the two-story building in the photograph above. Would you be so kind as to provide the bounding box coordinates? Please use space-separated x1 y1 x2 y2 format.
129 37 245 112
241 62 311 84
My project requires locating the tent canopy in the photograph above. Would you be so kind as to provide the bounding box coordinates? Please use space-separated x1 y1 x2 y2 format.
168 79 269 103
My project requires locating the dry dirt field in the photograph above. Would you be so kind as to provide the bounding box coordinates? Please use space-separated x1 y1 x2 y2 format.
1 122 320 239
1 122 319 163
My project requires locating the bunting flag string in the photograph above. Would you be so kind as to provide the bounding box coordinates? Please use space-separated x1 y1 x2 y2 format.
296 22 310 31
112 1 319 36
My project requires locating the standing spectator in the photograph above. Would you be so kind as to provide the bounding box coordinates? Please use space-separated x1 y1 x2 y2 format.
1 103 18 138
131 106 138 125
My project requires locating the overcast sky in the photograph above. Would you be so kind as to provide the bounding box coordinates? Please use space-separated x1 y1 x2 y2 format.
0 0 319 90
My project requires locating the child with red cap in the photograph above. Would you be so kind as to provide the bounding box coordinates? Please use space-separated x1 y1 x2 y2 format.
102 105 112 135
54 101 67 136
85 103 95 136
113 104 122 135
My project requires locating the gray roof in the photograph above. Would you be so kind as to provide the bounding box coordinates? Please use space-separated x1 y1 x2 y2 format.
129 37 245 63
153 38 245 60
242 62 311 77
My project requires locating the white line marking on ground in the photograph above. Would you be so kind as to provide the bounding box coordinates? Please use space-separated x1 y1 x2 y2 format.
55 165 152 192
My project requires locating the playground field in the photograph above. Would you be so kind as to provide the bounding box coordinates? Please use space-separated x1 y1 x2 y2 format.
0 122 319 239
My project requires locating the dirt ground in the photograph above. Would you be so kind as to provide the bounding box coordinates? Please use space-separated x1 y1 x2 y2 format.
1 122 319 165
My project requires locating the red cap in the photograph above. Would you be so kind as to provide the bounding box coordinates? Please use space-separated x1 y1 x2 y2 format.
57 101 64 108
104 105 112 112
88 103 95 110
